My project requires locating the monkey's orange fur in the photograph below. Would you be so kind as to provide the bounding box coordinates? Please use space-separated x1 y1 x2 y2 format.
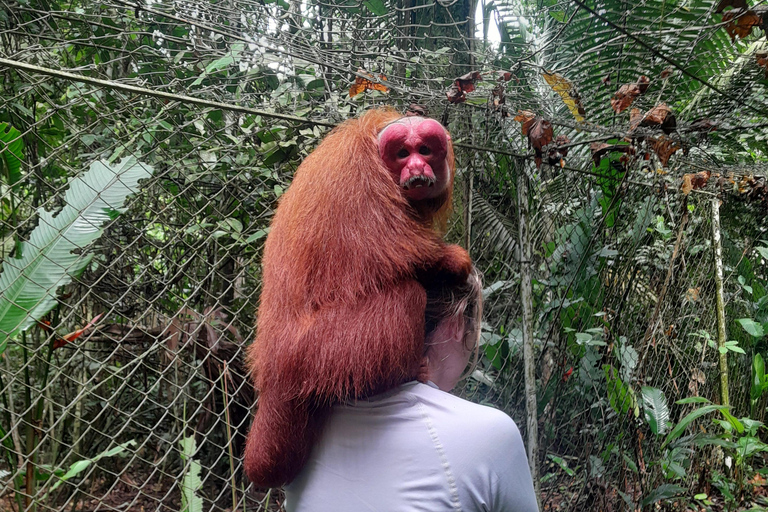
244 108 471 488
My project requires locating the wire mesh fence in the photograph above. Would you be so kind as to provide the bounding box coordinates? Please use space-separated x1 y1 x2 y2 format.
1 0 767 510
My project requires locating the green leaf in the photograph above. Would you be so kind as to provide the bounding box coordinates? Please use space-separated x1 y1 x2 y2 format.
245 228 270 243
604 365 638 417
718 409 744 434
0 122 24 190
363 0 386 16
663 405 726 448
752 354 766 401
641 484 687 507
676 396 711 404
549 10 566 22
192 44 244 86
47 441 135 494
737 436 768 459
180 436 203 512
737 318 765 338
0 158 152 353
641 386 669 435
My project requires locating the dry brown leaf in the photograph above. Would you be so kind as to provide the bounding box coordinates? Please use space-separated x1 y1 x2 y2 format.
446 71 483 103
547 135 570 167
455 71 482 93
691 170 712 189
722 9 763 41
446 84 465 103
629 108 643 132
589 142 633 167
406 104 429 117
715 0 748 13
514 111 553 169
758 51 768 77
660 68 673 79
636 75 650 94
492 85 505 109
681 174 693 195
611 83 641 113
513 110 537 136
649 136 681 167
611 76 650 113
529 117 554 153
349 70 389 98
685 287 701 302
681 171 710 195
641 103 677 134
689 118 719 133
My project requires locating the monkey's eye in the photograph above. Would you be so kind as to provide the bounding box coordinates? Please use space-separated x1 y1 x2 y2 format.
397 148 409 159
419 146 431 156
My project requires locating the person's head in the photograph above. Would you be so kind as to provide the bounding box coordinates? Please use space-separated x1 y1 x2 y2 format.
423 267 483 391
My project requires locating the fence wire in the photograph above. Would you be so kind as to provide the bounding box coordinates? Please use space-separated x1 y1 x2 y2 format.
1 0 767 510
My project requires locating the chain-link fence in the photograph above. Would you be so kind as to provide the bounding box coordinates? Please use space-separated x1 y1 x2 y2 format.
1 0 767 510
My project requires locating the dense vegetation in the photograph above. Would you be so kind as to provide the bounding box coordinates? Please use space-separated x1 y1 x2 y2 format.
0 0 767 510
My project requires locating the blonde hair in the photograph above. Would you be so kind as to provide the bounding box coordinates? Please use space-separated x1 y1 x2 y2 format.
424 267 483 354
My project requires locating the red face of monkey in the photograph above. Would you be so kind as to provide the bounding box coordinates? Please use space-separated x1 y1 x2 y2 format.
378 117 451 202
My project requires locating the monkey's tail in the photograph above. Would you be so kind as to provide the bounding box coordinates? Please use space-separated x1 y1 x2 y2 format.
243 395 330 488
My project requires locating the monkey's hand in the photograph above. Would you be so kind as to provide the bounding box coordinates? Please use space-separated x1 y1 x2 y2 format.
417 355 431 384
424 243 472 286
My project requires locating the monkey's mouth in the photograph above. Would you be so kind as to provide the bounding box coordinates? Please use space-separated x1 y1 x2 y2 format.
403 175 436 190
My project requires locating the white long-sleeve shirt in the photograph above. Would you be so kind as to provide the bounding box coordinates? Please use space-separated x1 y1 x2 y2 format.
285 381 538 512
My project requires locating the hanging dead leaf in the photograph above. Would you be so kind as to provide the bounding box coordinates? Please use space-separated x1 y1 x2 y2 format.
722 9 763 41
715 0 748 13
589 142 633 167
513 110 537 135
349 70 389 97
738 174 757 194
611 76 650 113
514 111 552 169
499 71 513 81
689 118 719 133
455 71 482 93
637 75 651 94
611 84 640 113
492 84 505 108
446 84 465 103
446 71 483 103
691 170 712 189
681 171 711 195
555 135 570 153
649 136 681 167
685 287 701 302
629 108 643 132
757 52 768 76
641 103 677 134
660 68 673 79
406 104 429 117
53 313 105 350
542 71 586 122
547 135 570 167
528 117 554 153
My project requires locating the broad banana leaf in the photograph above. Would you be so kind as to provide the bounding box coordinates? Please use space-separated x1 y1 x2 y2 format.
0 157 152 352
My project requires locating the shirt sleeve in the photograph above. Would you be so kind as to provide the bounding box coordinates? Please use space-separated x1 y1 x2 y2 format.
488 415 539 512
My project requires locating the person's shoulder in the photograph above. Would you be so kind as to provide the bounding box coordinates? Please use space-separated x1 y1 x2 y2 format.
407 382 519 433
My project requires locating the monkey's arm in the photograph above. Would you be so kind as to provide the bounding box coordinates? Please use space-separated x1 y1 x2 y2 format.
418 243 472 288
